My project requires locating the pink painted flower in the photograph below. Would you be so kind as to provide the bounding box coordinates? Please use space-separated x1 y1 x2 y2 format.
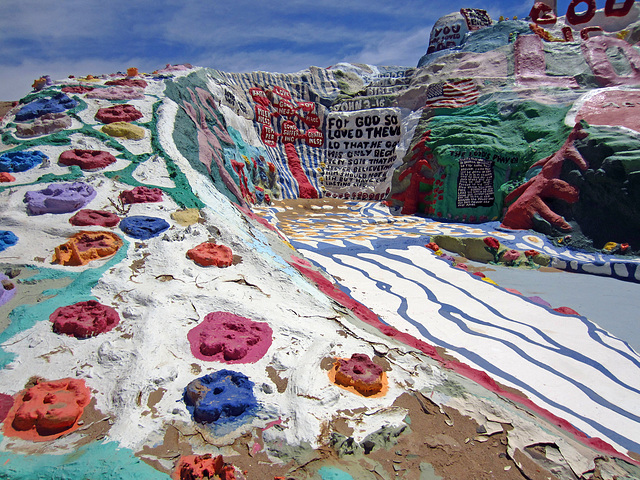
501 249 520 262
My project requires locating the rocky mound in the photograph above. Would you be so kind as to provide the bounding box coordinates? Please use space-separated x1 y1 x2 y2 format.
1 3 640 479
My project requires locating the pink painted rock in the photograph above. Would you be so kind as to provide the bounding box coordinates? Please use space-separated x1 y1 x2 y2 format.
69 209 120 227
0 172 15 182
58 149 117 170
187 242 233 267
158 64 192 73
574 89 640 133
86 86 145 100
61 85 95 94
119 185 163 204
3 378 91 441
187 311 272 363
95 104 143 124
15 112 72 138
50 300 120 338
515 35 579 89
0 393 13 423
334 353 384 396
105 78 148 88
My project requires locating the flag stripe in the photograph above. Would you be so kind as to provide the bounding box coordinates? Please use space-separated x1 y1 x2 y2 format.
425 79 479 108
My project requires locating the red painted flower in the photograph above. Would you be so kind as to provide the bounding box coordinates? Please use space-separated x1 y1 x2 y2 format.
524 249 540 258
425 242 440 252
621 243 630 252
483 237 500 250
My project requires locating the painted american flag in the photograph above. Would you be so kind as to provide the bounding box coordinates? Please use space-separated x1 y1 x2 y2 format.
424 79 479 108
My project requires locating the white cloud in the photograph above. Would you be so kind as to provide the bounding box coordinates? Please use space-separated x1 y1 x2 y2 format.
0 0 537 99
349 27 433 67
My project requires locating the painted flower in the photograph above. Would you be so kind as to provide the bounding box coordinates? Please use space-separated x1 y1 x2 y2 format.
501 249 520 262
440 254 455 263
455 263 469 271
483 237 500 250
524 249 539 258
621 243 630 252
425 242 440 252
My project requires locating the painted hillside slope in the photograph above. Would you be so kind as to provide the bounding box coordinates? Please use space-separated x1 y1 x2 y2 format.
0 67 626 480
0 5 639 480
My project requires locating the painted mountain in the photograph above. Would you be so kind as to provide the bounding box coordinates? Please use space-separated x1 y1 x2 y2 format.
1 2 640 479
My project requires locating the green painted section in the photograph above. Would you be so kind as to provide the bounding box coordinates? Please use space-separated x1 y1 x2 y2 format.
408 101 571 221
318 466 355 480
163 72 242 205
0 437 169 479
419 462 444 480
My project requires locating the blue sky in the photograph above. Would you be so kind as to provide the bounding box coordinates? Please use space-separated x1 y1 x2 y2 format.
0 0 585 100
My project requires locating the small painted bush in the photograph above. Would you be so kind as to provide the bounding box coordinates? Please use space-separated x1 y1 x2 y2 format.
14 93 77 121
16 112 72 137
187 312 272 363
3 378 91 441
333 353 385 396
0 231 18 252
173 454 241 480
50 300 120 338
119 216 170 239
95 104 143 124
0 150 47 173
183 370 257 425
24 182 96 215
186 242 233 267
58 149 117 170
119 186 163 204
52 231 123 266
69 209 120 227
